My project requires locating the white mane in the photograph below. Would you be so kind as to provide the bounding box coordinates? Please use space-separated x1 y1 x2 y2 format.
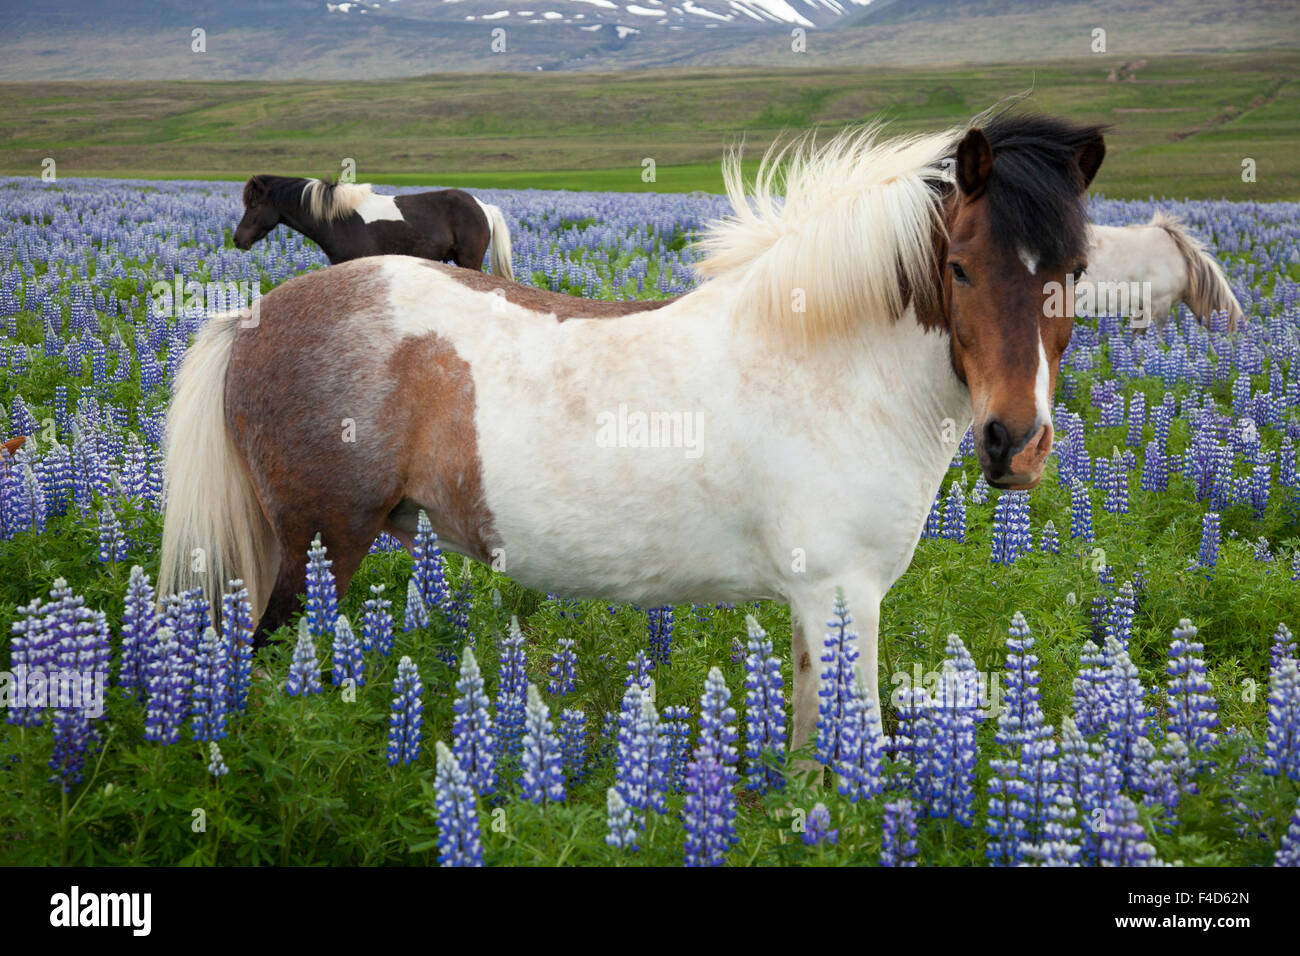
301 179 375 221
694 124 959 350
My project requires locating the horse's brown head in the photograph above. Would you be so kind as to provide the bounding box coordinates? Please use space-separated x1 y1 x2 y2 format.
941 116 1106 489
234 175 284 250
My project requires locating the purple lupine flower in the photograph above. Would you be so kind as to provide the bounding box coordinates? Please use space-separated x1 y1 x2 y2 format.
1039 519 1060 555
1058 716 1122 865
547 637 577 696
452 647 496 796
803 802 838 847
222 581 254 714
1264 657 1300 781
928 637 977 826
614 684 669 826
625 649 653 692
942 481 966 542
662 704 693 792
360 583 394 655
647 605 674 666
922 488 943 539
403 577 429 633
1166 619 1219 752
48 605 110 790
1276 798 1300 867
971 473 989 504
7 599 49 727
559 708 587 785
496 615 529 765
191 625 230 742
816 590 858 766
97 503 126 562
1271 623 1297 671
1197 511 1220 569
1103 635 1153 791
1102 450 1130 514
520 685 566 805
433 741 482 866
1072 635 1110 737
412 510 453 621
606 786 638 851
1070 480 1094 541
387 656 423 766
1098 795 1160 867
1141 440 1168 492
207 741 230 778
144 627 187 744
1108 581 1136 649
836 671 883 802
304 534 337 643
331 614 364 688
743 614 786 793
893 685 933 805
880 798 918 867
285 620 322 697
1126 392 1146 447
990 490 1032 565
683 667 739 866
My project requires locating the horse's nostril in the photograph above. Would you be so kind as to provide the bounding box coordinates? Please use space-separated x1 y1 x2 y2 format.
984 419 1011 461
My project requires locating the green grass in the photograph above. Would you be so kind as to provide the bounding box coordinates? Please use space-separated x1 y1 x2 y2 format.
1 51 1297 198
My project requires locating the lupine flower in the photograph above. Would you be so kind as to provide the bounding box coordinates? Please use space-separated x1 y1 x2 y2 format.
1039 519 1060 555
207 741 230 777
971 474 989 504
836 671 883 802
285 619 323 697
802 802 838 847
412 511 453 620
547 637 577 696
144 627 187 744
1058 716 1122 865
1104 636 1153 791
452 647 496 795
1166 619 1219 752
893 685 933 804
48 603 110 790
743 614 786 793
559 708 587 784
1108 581 1136 649
662 704 693 792
1270 623 1296 670
1276 798 1300 868
1264 657 1300 781
647 605 674 666
922 489 943 538
222 581 254 714
331 615 364 688
880 798 918 867
520 685 566 805
361 583 394 655
606 786 638 851
403 577 429 632
118 565 157 698
927 636 978 826
625 649 653 692
1072 639 1109 737
683 667 739 866
1098 795 1160 867
7 599 50 727
614 685 669 826
990 491 1033 565
496 615 529 765
1197 511 1221 569
942 481 966 542
1102 450 1130 514
816 590 858 766
191 626 230 742
1070 480 1094 541
433 741 483 866
97 503 126 562
1141 440 1168 491
387 656 423 766
304 534 337 643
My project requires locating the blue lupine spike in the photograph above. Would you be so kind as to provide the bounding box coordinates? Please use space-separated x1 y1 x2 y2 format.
453 647 496 796
816 590 858 766
388 656 423 766
433 741 482 866
496 615 529 766
191 625 230 742
548 637 578 696
285 618 322 697
1264 657 1300 781
880 798 918 867
520 685 566 805
1166 619 1219 752
743 614 786 793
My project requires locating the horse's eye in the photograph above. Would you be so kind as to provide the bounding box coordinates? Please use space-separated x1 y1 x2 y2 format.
949 262 970 285
1072 265 1086 282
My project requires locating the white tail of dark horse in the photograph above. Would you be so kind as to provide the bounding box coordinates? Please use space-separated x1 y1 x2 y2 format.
473 198 515 282
160 116 1105 760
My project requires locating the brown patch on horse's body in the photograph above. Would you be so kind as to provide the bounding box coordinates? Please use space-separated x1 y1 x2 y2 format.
422 260 678 320
223 258 498 637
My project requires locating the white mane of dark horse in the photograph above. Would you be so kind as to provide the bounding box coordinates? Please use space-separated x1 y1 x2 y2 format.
233 175 513 280
164 114 1105 762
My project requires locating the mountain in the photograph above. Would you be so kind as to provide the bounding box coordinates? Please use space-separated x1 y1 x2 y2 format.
0 0 1293 79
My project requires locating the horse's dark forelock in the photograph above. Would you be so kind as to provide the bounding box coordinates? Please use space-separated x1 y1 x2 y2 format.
974 114 1108 269
242 175 312 209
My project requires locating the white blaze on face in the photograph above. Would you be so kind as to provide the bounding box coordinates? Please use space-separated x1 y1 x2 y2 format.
1018 246 1039 276
1034 333 1051 430
356 192 405 224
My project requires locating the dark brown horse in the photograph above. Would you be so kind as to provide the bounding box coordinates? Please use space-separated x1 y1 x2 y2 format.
233 176 513 279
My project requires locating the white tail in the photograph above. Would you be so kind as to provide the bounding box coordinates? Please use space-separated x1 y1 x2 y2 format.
158 313 278 628
1151 211 1242 332
477 200 515 281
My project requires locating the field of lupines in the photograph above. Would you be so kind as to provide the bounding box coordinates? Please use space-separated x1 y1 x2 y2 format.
1 175 1300 867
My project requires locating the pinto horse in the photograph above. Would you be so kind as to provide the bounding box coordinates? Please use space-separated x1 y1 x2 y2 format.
1082 212 1241 331
162 114 1105 756
233 176 514 280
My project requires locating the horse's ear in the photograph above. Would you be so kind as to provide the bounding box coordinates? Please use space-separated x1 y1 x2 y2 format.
242 176 268 206
1075 135 1106 191
956 127 993 200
